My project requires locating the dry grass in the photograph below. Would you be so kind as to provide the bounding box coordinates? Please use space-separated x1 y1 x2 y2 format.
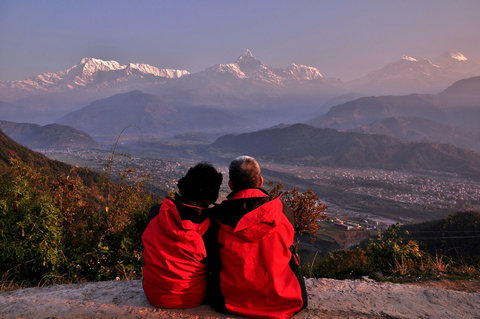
430 254 449 273
393 255 409 276
0 270 24 291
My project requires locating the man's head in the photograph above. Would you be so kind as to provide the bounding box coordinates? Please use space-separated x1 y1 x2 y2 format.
228 156 263 191
177 162 223 207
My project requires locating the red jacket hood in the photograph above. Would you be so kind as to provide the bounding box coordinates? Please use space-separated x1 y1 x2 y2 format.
160 198 210 241
226 189 284 242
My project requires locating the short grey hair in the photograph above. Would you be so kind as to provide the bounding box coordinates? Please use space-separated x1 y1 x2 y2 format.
229 156 262 191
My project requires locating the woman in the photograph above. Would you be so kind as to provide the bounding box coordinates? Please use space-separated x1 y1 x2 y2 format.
142 162 223 308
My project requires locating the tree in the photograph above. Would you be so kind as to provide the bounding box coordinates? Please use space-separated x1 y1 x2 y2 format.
267 182 327 239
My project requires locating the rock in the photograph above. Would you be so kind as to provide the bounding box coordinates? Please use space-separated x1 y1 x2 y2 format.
0 278 479 318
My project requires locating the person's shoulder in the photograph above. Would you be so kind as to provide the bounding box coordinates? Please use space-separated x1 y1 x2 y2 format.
207 200 230 216
150 203 162 211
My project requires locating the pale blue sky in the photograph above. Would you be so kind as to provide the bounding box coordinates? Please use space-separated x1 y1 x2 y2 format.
1 0 479 81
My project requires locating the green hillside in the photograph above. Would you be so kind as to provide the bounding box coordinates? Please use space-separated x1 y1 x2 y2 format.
0 130 99 185
0 130 153 288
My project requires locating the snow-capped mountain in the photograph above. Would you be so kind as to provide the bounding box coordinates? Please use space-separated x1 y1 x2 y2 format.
150 49 341 118
431 51 480 75
286 64 323 81
1 49 479 126
0 57 189 94
0 50 343 124
197 49 326 86
348 52 480 95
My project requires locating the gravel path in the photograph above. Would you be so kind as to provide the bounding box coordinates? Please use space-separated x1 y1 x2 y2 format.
0 278 479 318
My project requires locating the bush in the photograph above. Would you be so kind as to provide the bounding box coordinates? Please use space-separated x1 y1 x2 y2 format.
0 159 154 287
283 188 328 238
309 223 473 281
313 247 368 279
267 182 327 240
0 160 63 285
366 223 424 276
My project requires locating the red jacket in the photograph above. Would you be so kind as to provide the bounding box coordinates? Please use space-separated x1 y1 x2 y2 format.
215 189 307 318
142 197 210 308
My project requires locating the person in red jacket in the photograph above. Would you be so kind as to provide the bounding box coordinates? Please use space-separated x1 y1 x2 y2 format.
210 156 307 319
142 162 223 309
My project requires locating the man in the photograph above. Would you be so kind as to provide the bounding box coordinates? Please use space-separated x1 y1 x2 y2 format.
210 156 307 318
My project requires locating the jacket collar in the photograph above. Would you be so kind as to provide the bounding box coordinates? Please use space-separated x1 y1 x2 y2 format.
227 188 270 200
174 193 208 209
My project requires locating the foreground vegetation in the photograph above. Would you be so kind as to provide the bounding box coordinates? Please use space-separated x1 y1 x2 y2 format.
1 155 479 290
308 213 480 283
0 159 154 289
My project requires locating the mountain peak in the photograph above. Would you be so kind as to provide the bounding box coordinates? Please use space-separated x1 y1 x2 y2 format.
448 52 468 61
402 55 418 62
287 64 323 79
79 57 120 67
239 49 254 59
235 49 262 73
76 57 122 76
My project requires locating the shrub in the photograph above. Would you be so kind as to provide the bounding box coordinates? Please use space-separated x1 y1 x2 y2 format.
266 182 327 240
311 223 442 280
366 223 424 275
0 158 154 287
283 188 328 239
0 160 63 285
313 247 368 279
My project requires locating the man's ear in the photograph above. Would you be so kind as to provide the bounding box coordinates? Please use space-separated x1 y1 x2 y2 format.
258 176 263 188
228 180 234 190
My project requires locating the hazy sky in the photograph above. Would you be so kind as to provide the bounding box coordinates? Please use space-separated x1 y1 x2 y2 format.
1 0 479 81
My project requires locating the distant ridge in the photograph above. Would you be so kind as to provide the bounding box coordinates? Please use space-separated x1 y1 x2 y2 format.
212 123 480 179
0 120 98 149
0 130 99 185
308 76 480 133
347 52 480 95
351 117 480 153
57 90 247 140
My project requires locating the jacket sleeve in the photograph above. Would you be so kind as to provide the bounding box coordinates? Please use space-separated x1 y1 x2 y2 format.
203 208 227 312
282 200 308 311
281 198 295 226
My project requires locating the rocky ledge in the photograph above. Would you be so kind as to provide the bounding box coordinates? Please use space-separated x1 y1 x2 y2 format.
1 278 479 319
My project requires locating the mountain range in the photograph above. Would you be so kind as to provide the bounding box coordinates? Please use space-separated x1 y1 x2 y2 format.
0 57 189 95
2 50 480 169
347 52 480 95
1 50 479 125
0 120 98 149
308 76 480 133
44 75 480 148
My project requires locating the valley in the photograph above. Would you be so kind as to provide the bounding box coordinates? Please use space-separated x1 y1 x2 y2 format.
38 144 480 260
261 163 480 226
41 147 480 229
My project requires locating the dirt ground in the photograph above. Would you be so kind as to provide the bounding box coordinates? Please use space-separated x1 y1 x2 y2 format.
411 278 480 293
0 278 479 319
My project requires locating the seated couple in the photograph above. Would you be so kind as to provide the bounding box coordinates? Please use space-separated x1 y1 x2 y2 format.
142 156 307 319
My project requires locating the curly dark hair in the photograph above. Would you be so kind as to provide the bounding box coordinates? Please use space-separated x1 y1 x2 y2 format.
177 162 223 207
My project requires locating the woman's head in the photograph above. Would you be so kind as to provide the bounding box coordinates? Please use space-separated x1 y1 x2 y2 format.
177 162 223 207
